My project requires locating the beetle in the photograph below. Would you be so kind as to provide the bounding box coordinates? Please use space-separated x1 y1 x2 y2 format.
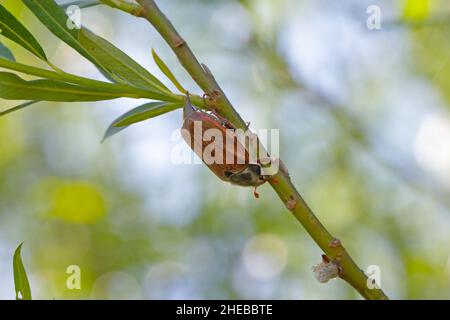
181 92 268 197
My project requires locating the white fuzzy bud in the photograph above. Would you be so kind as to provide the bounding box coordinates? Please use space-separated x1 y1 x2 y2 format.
312 259 339 283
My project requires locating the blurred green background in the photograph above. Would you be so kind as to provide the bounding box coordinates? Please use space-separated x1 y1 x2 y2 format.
1 0 450 299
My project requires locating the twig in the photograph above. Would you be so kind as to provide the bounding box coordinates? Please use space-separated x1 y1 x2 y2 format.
109 0 389 299
99 0 143 15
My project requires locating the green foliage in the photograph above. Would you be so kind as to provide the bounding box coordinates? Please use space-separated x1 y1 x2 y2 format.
0 41 15 61
114 102 181 127
0 101 38 117
0 0 191 138
152 49 186 94
0 3 47 60
103 101 181 141
60 0 101 10
0 72 134 102
22 0 113 78
13 243 32 300
0 57 172 100
78 28 170 93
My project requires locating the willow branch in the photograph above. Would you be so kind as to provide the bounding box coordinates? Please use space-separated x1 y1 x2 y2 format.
99 0 142 15
114 0 389 300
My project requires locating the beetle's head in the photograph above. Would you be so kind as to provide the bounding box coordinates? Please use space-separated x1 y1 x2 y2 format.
226 164 266 187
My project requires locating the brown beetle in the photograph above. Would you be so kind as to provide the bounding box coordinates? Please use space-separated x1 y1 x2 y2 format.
181 93 268 197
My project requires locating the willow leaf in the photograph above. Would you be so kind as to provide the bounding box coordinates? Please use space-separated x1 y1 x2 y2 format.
22 0 113 79
78 29 171 94
0 72 130 102
0 41 15 61
0 4 47 60
114 101 180 127
60 0 101 10
0 101 39 117
13 243 32 300
152 49 186 94
103 101 180 141
0 57 171 99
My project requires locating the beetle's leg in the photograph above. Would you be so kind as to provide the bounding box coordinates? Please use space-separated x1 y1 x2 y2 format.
211 110 234 129
202 94 231 124
253 186 260 199
202 94 234 130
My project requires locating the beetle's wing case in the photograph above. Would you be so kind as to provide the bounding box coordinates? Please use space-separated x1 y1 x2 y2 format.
223 128 250 168
181 93 250 181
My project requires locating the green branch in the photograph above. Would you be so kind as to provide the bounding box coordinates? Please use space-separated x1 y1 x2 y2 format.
99 0 142 15
124 0 389 300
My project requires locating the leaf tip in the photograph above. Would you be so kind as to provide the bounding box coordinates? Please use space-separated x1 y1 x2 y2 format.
15 241 25 253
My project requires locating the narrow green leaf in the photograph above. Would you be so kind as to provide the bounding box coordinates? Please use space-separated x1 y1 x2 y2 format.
60 0 101 10
0 101 39 117
102 120 127 142
0 57 175 101
102 101 180 141
114 101 180 127
0 72 131 102
22 0 113 79
0 41 15 61
152 49 186 94
78 29 171 94
0 4 47 60
13 243 32 300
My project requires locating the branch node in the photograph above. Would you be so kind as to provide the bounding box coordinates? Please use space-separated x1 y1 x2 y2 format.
133 6 146 17
285 196 297 210
169 32 185 48
329 238 342 248
203 90 222 109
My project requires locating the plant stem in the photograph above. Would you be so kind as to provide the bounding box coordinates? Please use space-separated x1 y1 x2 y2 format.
131 0 388 299
99 0 142 15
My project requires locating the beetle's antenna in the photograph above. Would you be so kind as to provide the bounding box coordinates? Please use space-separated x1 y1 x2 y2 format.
183 91 195 120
